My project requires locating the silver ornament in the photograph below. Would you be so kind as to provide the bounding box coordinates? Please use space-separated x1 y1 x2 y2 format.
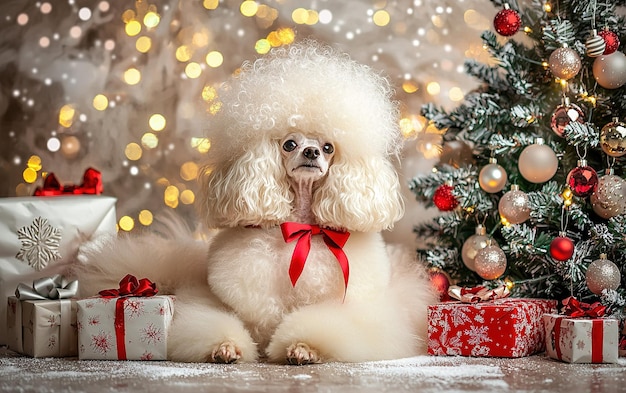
518 138 559 183
586 29 606 57
549 46 582 80
593 52 626 89
479 157 508 193
498 185 531 224
474 243 507 280
590 169 626 219
461 225 489 271
586 254 621 295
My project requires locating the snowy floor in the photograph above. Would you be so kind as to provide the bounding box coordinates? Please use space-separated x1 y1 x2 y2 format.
1 347 625 393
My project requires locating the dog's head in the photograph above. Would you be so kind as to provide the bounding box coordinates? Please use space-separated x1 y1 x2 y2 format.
199 39 404 232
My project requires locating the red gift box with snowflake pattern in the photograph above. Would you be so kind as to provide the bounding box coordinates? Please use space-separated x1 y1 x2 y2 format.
76 296 174 360
427 298 557 357
7 296 78 357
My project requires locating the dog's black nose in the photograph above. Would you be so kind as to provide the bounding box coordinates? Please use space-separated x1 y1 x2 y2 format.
303 147 320 159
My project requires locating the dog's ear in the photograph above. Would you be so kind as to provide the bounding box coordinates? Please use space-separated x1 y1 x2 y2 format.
312 156 404 232
198 142 293 228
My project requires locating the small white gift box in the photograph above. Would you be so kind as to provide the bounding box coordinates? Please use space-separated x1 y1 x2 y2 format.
77 295 174 360
544 313 619 364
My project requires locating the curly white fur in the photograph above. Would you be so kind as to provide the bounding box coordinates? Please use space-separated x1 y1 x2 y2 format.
199 40 404 231
73 39 437 364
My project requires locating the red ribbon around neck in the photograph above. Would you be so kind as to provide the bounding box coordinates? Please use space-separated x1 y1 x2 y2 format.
98 274 158 360
34 167 103 196
280 222 350 291
561 296 606 318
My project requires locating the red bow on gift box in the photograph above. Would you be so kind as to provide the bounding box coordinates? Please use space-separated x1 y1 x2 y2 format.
561 296 606 318
34 167 103 196
98 274 158 360
99 274 158 298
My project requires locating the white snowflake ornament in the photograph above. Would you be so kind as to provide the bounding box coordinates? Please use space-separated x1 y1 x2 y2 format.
16 216 63 271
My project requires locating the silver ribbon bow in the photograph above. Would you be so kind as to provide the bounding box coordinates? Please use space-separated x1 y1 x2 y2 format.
15 274 79 300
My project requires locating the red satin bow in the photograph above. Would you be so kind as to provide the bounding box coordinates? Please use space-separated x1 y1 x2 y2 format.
280 222 350 291
562 296 606 318
99 274 158 298
34 167 103 196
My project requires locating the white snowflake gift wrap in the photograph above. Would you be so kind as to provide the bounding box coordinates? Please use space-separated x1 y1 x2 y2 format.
77 296 174 360
543 314 619 363
0 196 117 345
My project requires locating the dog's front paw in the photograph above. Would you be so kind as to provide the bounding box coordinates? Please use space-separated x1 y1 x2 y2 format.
286 342 321 365
210 341 242 364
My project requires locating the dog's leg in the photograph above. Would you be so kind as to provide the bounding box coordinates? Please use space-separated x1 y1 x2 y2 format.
285 342 321 365
167 287 258 363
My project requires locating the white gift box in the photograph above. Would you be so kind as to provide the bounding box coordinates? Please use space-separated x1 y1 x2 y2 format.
77 296 174 360
7 296 78 357
0 196 117 344
544 313 619 363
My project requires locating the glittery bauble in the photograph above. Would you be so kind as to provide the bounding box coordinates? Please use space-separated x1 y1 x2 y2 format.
479 162 508 193
498 187 531 224
593 52 626 89
586 256 621 295
461 225 489 271
566 164 598 198
493 8 521 37
474 244 507 280
429 268 452 301
433 184 458 211
586 30 606 57
599 119 626 157
549 47 582 80
598 29 620 55
549 236 574 261
550 103 585 137
518 143 559 183
590 173 626 219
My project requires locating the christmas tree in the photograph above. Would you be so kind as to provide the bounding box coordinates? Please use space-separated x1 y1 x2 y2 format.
410 0 626 317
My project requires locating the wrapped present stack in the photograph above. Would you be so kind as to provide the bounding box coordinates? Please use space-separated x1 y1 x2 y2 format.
77 274 174 360
7 275 79 357
0 168 116 344
428 285 557 358
544 297 619 364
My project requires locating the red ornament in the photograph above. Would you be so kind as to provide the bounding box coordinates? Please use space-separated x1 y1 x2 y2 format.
566 161 599 198
433 184 458 211
549 236 575 261
598 29 620 55
429 268 451 301
493 7 522 37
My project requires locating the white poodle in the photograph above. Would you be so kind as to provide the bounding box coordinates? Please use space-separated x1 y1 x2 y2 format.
74 40 437 364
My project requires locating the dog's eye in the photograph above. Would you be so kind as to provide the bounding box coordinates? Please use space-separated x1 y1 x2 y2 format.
282 140 297 152
323 143 334 154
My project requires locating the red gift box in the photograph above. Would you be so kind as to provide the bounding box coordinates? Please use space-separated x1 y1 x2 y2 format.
428 298 557 357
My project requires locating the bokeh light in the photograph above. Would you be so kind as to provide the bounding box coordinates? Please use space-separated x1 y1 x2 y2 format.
119 215 135 231
149 114 166 131
124 68 141 85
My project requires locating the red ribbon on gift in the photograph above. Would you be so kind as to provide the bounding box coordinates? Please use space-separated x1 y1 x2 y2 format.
98 274 158 360
280 222 350 292
34 167 103 196
562 296 606 318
